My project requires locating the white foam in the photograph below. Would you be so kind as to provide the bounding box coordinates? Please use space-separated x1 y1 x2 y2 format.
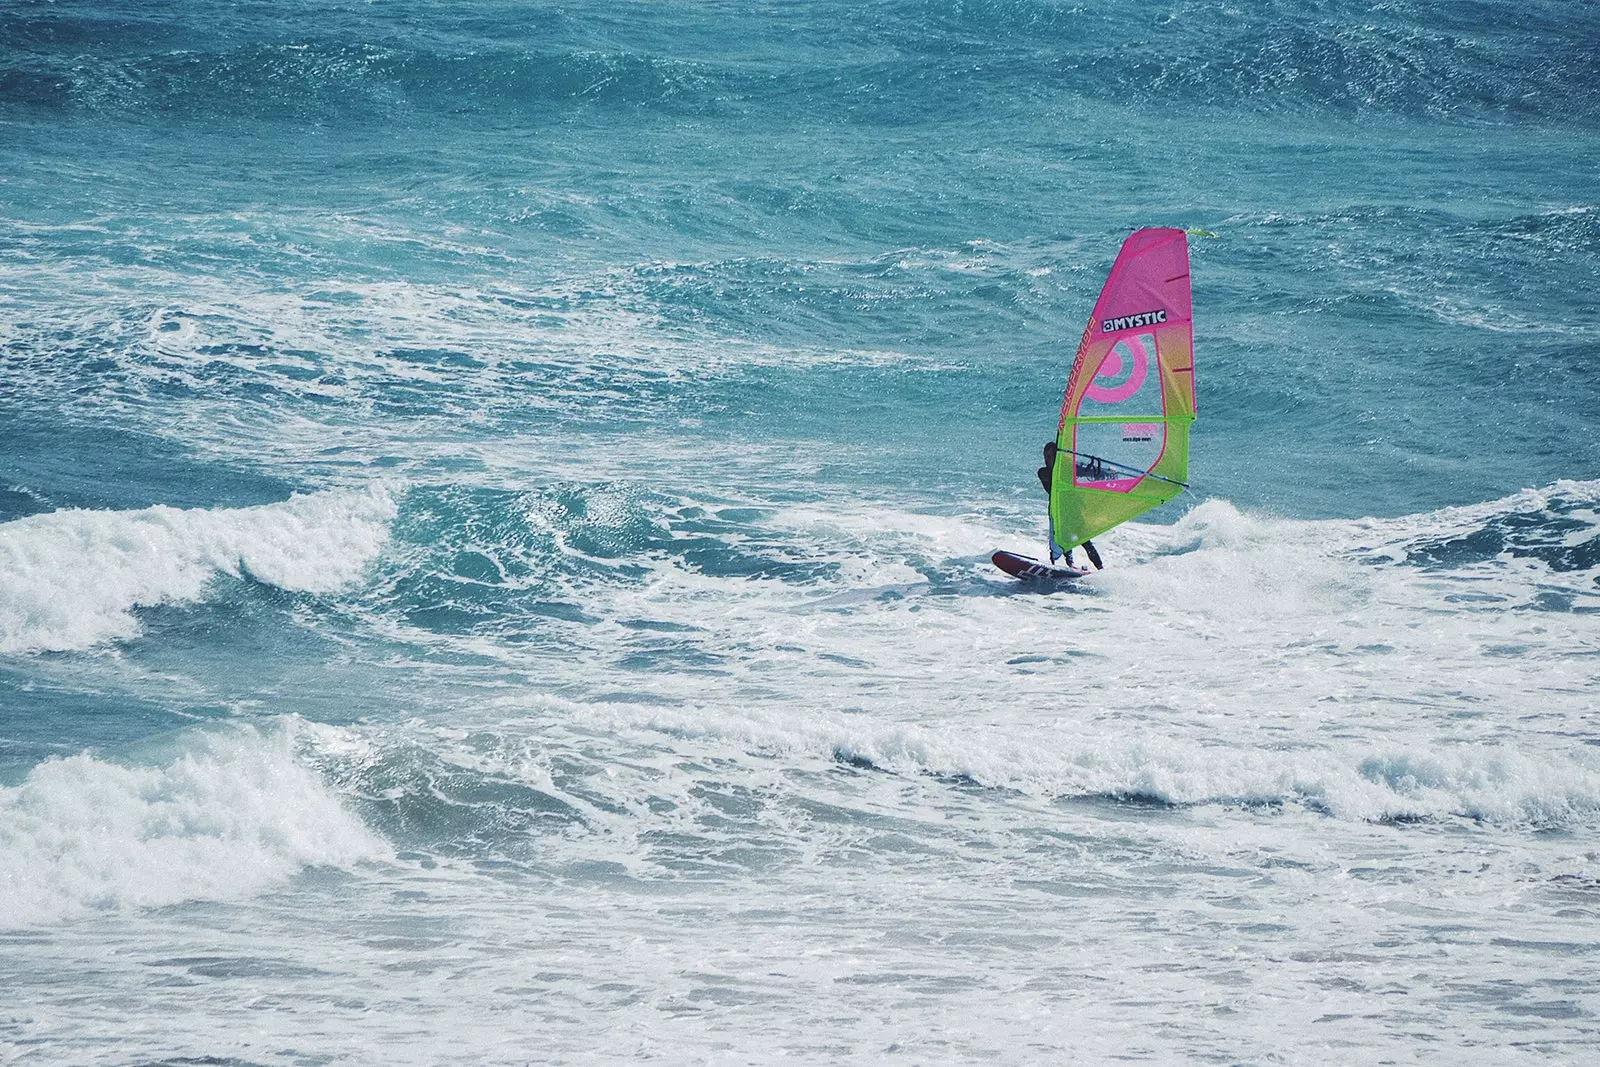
500 483 1600 832
0 724 387 927
598 702 1600 829
0 487 395 653
0 238 956 493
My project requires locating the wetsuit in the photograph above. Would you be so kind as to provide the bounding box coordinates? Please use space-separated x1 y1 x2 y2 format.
1039 442 1102 570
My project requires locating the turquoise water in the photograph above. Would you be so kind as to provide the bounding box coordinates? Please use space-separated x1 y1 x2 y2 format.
3 2 1599 1062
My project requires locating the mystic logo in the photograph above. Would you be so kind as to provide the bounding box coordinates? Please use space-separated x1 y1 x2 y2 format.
1101 309 1167 333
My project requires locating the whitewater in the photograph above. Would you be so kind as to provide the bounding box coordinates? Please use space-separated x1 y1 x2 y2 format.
3 1 1598 1063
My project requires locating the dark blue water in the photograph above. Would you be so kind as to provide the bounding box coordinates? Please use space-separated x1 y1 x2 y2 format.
3 2 1599 1062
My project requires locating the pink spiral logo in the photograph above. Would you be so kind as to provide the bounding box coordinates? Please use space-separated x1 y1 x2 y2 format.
1083 335 1150 405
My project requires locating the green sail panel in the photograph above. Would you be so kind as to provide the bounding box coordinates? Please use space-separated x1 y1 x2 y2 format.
1049 228 1196 550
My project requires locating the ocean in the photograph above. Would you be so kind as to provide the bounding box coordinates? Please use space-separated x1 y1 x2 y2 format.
2 0 1598 1062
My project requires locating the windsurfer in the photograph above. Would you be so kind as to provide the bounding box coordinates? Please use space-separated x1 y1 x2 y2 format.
1038 442 1102 570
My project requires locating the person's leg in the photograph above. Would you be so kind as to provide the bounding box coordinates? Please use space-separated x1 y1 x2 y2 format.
1083 540 1103 570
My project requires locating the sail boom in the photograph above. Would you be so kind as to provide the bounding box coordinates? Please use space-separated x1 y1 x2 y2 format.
1059 449 1190 489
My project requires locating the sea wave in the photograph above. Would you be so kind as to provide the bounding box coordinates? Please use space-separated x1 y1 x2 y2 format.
0 723 386 927
623 704 1600 830
0 486 395 653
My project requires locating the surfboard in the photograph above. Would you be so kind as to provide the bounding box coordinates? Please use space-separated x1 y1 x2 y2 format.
991 550 1085 582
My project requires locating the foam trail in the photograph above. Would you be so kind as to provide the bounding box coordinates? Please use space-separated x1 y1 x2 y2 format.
0 486 395 653
0 724 388 927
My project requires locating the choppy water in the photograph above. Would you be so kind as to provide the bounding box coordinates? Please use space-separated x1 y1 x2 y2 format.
3 1 1599 1062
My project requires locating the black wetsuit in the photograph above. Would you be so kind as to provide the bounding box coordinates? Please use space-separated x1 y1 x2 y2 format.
1039 442 1102 570
1081 538 1103 570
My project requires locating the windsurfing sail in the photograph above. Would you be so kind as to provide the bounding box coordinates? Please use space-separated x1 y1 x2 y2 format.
1049 228 1195 555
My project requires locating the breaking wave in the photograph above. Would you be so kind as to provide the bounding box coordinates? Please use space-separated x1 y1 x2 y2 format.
623 704 1600 831
0 487 395 653
0 723 387 927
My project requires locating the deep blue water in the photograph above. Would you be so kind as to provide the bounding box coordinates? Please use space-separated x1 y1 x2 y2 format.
3 2 1599 1062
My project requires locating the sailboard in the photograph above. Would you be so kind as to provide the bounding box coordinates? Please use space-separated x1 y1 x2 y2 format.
993 227 1195 581
990 550 1085 582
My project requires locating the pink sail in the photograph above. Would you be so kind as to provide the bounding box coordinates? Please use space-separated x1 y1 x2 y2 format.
1049 228 1196 550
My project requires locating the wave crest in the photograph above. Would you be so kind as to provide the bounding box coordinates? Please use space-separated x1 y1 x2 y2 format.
0 486 395 653
0 724 386 927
